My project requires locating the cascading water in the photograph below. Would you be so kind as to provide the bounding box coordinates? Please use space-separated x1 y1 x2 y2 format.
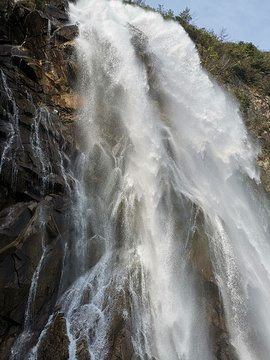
0 70 22 192
22 0 270 359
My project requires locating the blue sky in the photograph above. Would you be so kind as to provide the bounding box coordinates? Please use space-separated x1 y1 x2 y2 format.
144 0 270 50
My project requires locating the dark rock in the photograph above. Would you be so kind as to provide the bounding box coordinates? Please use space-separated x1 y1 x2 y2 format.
25 10 49 37
0 185 10 211
0 45 24 57
7 4 31 45
0 6 78 353
59 41 77 57
87 235 106 269
0 196 70 356
100 286 135 360
46 4 69 23
215 338 239 360
0 251 32 341
111 329 134 360
33 237 63 317
0 0 13 13
16 0 36 11
15 94 36 119
189 209 215 283
80 286 91 306
37 313 70 360
12 56 43 83
52 303 62 312
0 201 36 249
53 24 79 43
0 0 79 343
110 328 134 360
76 338 91 360
187 208 237 359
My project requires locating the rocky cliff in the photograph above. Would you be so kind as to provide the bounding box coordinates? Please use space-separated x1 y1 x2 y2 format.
0 0 80 358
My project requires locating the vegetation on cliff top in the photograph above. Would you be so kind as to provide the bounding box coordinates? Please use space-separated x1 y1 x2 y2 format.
125 0 270 192
125 1 270 97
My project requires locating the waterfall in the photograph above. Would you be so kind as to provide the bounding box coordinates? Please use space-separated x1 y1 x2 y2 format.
23 0 270 359
0 70 22 192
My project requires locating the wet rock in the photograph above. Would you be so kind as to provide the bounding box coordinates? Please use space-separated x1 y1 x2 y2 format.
0 196 72 356
76 338 91 360
37 313 70 360
0 247 34 356
102 286 135 360
46 4 69 23
215 338 239 360
53 24 79 43
6 4 30 45
15 93 36 119
110 328 134 360
187 208 237 359
0 201 36 249
0 185 9 210
189 209 215 283
81 285 92 305
33 237 64 320
87 235 106 269
0 0 13 13
12 56 43 83
0 1 80 356
25 10 49 37
58 40 77 58
16 0 36 11
0 45 23 57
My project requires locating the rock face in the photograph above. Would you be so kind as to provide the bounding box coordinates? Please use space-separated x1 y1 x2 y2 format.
188 210 238 360
37 313 70 360
245 91 270 193
0 0 80 358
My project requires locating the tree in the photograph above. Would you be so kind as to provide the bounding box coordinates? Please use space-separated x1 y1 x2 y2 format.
177 7 192 26
133 0 146 6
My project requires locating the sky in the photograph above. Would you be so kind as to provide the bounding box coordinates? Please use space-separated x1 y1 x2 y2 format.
144 0 270 51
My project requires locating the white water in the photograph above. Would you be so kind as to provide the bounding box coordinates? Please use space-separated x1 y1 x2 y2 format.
30 108 52 191
28 0 270 359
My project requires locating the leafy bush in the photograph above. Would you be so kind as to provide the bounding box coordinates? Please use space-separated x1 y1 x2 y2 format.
176 12 270 96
